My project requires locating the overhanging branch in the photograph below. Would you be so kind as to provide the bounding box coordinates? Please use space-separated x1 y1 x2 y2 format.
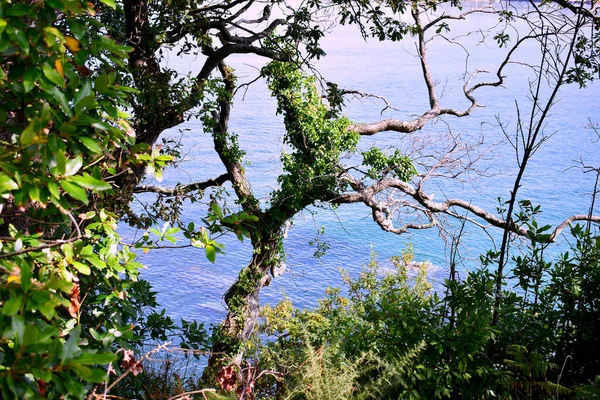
134 173 229 195
332 175 600 243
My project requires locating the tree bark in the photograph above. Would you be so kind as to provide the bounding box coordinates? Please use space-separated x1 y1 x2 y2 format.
202 226 284 382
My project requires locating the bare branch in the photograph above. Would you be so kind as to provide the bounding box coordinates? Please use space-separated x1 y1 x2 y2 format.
338 89 402 114
194 43 290 93
133 173 230 195
212 18 286 45
188 0 249 16
331 175 600 243
347 110 440 135
550 0 600 22
422 7 498 32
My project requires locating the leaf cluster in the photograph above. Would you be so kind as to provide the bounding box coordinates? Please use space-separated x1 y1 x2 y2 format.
256 224 600 399
262 61 359 215
0 1 175 397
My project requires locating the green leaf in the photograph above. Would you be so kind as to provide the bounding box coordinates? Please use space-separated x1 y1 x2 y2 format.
94 74 108 94
28 185 41 202
3 296 23 316
0 173 19 194
60 180 89 204
74 351 117 365
32 369 52 382
43 85 72 116
79 136 103 154
205 244 216 263
42 65 65 87
69 175 111 191
5 4 31 16
43 26 64 41
64 157 83 177
71 365 107 383
61 327 82 362
48 181 60 199
22 68 39 93
11 315 25 343
56 150 66 176
71 261 91 275
83 254 106 269
210 202 224 219
20 259 33 292
0 19 7 34
20 120 37 146
98 0 116 9
74 82 95 114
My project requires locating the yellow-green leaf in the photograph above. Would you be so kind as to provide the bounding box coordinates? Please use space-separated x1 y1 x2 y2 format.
42 65 65 87
0 173 19 194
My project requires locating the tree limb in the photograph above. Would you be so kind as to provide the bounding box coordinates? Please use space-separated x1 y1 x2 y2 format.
332 175 600 243
133 173 230 195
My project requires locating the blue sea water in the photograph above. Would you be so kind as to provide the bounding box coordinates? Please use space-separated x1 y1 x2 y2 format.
120 1 600 327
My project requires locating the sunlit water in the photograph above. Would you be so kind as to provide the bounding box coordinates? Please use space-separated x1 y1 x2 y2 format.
120 1 600 327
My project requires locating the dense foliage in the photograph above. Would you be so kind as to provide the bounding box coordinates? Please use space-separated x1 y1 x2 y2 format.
1 0 599 398
257 224 600 399
0 0 190 397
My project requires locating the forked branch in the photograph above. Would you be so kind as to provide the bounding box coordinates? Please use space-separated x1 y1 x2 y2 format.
332 175 600 243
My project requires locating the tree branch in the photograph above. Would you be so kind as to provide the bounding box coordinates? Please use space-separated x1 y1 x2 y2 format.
133 173 229 195
0 236 82 260
331 175 600 243
212 18 286 45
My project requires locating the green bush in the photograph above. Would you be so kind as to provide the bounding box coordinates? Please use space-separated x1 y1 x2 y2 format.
0 0 167 397
256 226 600 399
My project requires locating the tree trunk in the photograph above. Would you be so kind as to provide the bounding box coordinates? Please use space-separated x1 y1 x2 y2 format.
201 228 284 383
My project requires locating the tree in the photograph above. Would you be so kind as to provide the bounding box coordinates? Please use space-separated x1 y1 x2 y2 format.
3 0 600 396
0 0 161 397
101 0 600 380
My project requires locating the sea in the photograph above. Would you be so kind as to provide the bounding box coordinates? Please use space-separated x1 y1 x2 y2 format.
120 1 600 328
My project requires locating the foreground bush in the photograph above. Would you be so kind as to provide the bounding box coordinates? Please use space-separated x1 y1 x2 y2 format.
253 225 600 399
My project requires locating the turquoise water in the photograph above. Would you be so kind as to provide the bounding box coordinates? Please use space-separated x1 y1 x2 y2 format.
121 2 600 326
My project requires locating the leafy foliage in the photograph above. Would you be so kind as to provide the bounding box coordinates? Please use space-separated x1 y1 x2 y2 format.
362 147 417 181
256 225 600 399
262 61 359 214
0 0 173 397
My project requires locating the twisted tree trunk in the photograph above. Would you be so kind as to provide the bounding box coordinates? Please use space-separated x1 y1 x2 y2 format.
202 226 285 382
